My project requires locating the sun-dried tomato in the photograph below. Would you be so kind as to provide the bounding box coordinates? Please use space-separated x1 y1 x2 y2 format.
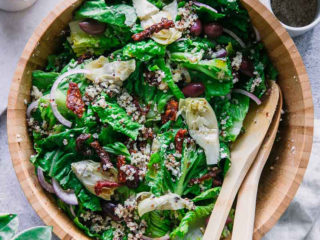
76 133 92 155
90 141 113 170
94 180 120 195
66 82 85 118
117 155 127 184
77 52 92 64
175 129 187 153
161 99 179 124
132 18 175 41
189 168 222 185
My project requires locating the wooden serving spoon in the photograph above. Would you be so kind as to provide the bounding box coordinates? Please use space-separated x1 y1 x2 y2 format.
203 81 280 240
231 84 283 240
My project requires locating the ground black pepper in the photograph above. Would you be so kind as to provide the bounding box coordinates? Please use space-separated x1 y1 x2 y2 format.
271 0 318 27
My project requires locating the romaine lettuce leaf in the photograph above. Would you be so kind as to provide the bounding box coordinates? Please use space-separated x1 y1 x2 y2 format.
68 21 121 56
182 59 232 82
212 93 249 142
103 142 131 158
92 97 142 140
170 204 214 239
32 71 59 92
75 0 137 28
143 211 171 238
192 187 220 202
149 59 185 99
115 40 166 62
174 144 207 196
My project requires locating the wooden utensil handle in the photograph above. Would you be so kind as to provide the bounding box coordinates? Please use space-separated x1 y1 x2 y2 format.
203 150 259 240
232 172 260 240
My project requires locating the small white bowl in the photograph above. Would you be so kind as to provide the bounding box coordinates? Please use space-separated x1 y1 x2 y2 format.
260 0 320 37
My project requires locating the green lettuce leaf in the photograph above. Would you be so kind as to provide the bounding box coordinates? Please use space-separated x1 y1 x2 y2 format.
75 0 136 28
192 187 220 202
212 93 249 142
32 71 59 92
92 98 142 140
117 40 166 62
103 142 131 158
150 59 185 100
73 217 101 238
0 214 19 240
46 41 75 72
170 204 214 239
193 4 225 21
143 211 171 238
182 59 232 82
174 144 207 196
11 226 52 240
68 21 121 56
189 70 232 98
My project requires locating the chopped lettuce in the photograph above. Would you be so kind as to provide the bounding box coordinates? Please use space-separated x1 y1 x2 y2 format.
182 59 233 82
75 0 137 28
170 204 214 239
143 211 171 238
68 21 121 56
92 97 142 140
32 71 59 92
212 93 249 142
149 58 185 99
114 40 166 62
192 187 221 203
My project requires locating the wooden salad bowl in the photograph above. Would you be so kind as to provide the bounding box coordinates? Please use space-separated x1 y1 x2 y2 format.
7 0 314 239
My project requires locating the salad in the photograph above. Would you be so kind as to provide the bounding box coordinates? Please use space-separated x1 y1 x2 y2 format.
27 0 277 239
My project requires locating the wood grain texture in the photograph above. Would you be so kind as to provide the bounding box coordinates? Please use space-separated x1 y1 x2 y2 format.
6 0 314 239
204 82 280 240
232 84 283 240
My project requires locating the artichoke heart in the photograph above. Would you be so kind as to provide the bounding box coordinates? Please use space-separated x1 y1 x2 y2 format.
71 160 118 200
179 98 220 165
137 192 194 216
85 56 136 85
139 0 181 45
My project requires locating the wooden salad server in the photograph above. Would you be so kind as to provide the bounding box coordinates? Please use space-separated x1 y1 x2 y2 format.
231 84 283 240
203 81 280 240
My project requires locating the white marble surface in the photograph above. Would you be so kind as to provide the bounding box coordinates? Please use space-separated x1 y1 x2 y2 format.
0 1 319 240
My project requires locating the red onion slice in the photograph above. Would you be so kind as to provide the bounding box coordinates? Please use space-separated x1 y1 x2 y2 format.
253 27 261 42
176 38 188 42
213 48 227 58
232 89 261 105
26 100 39 118
223 28 246 48
52 178 78 205
37 168 54 193
193 2 218 13
69 205 76 218
50 69 90 128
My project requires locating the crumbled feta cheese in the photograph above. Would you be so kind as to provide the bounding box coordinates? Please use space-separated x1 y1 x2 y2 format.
31 86 43 100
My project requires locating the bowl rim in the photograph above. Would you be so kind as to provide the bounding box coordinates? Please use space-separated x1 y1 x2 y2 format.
6 0 314 239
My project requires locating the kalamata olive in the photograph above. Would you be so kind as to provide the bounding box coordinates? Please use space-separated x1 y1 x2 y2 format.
239 59 255 77
204 23 223 39
79 19 106 35
190 19 203 36
182 83 205 97
101 201 120 221
125 165 140 189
